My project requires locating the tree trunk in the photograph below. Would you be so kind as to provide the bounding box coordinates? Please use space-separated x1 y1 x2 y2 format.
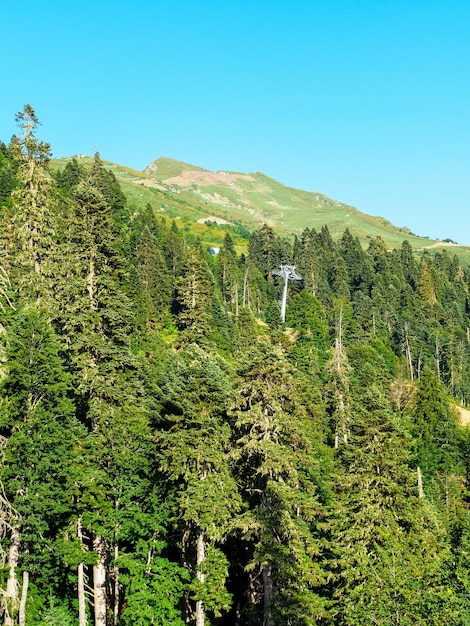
78 562 88 626
417 466 424 498
195 530 205 626
243 266 249 309
113 544 119 626
77 518 88 626
404 323 414 381
262 564 274 626
93 534 107 626
18 571 28 626
4 525 20 626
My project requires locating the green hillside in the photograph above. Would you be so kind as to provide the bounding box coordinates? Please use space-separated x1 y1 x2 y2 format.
52 155 470 262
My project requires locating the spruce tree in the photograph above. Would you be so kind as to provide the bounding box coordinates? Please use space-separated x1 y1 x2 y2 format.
329 353 457 625
0 308 86 623
174 245 213 345
156 345 242 625
52 158 161 625
229 340 330 625
3 105 59 305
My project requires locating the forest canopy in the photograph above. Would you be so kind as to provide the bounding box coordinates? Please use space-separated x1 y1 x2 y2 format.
0 105 470 625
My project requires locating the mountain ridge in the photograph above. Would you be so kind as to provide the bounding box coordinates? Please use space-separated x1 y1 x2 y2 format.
53 155 470 261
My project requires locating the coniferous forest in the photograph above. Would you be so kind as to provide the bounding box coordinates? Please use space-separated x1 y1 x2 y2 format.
1 105 470 625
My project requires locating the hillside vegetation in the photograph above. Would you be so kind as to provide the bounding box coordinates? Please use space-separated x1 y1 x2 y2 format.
51 155 470 263
1 106 470 625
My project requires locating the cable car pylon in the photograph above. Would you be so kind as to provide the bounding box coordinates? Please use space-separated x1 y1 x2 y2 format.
271 264 302 323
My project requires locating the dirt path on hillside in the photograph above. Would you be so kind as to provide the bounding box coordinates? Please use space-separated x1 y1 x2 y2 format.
454 404 470 426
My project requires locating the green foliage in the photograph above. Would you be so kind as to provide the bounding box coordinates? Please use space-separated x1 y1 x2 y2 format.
190 546 232 616
410 367 464 481
3 109 470 624
119 549 187 626
0 142 16 203
0 308 86 586
330 386 457 625
229 340 331 623
174 245 213 344
34 597 76 626
157 345 242 621
55 157 86 192
4 104 59 304
287 290 330 375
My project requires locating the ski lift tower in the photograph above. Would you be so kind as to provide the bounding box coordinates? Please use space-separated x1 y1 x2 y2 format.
271 264 302 323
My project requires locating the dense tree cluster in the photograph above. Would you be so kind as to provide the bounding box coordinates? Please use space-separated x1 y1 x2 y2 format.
0 106 469 625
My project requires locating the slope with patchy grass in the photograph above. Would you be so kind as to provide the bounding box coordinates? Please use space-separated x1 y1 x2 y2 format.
52 155 470 262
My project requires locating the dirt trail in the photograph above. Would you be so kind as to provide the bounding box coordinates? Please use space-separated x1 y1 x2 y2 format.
454 404 470 426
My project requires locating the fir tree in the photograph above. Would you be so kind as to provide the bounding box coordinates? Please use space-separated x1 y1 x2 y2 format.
156 345 242 625
3 105 59 305
229 340 330 625
174 245 213 345
0 308 86 623
329 359 457 625
52 159 159 625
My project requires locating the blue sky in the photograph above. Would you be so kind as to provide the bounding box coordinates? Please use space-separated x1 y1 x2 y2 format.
1 0 469 244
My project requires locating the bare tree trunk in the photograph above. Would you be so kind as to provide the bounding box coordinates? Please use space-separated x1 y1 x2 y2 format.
417 353 422 380
93 534 107 626
234 285 239 318
5 526 20 626
243 266 249 308
113 544 119 626
77 518 88 626
262 564 274 626
417 466 424 498
78 562 88 626
404 323 414 381
195 530 205 626
18 571 28 626
435 335 441 381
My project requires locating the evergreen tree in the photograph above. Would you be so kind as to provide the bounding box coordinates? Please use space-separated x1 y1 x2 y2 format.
248 225 286 279
174 245 213 345
229 341 330 625
52 158 162 625
0 141 16 204
0 308 86 623
55 157 87 192
129 205 172 335
329 380 456 625
156 345 242 625
217 233 242 314
409 367 464 497
3 105 59 305
287 290 330 377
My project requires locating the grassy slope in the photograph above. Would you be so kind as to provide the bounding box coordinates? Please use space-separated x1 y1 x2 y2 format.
52 156 470 263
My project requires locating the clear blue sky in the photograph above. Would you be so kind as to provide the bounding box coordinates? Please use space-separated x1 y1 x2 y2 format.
1 0 469 244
